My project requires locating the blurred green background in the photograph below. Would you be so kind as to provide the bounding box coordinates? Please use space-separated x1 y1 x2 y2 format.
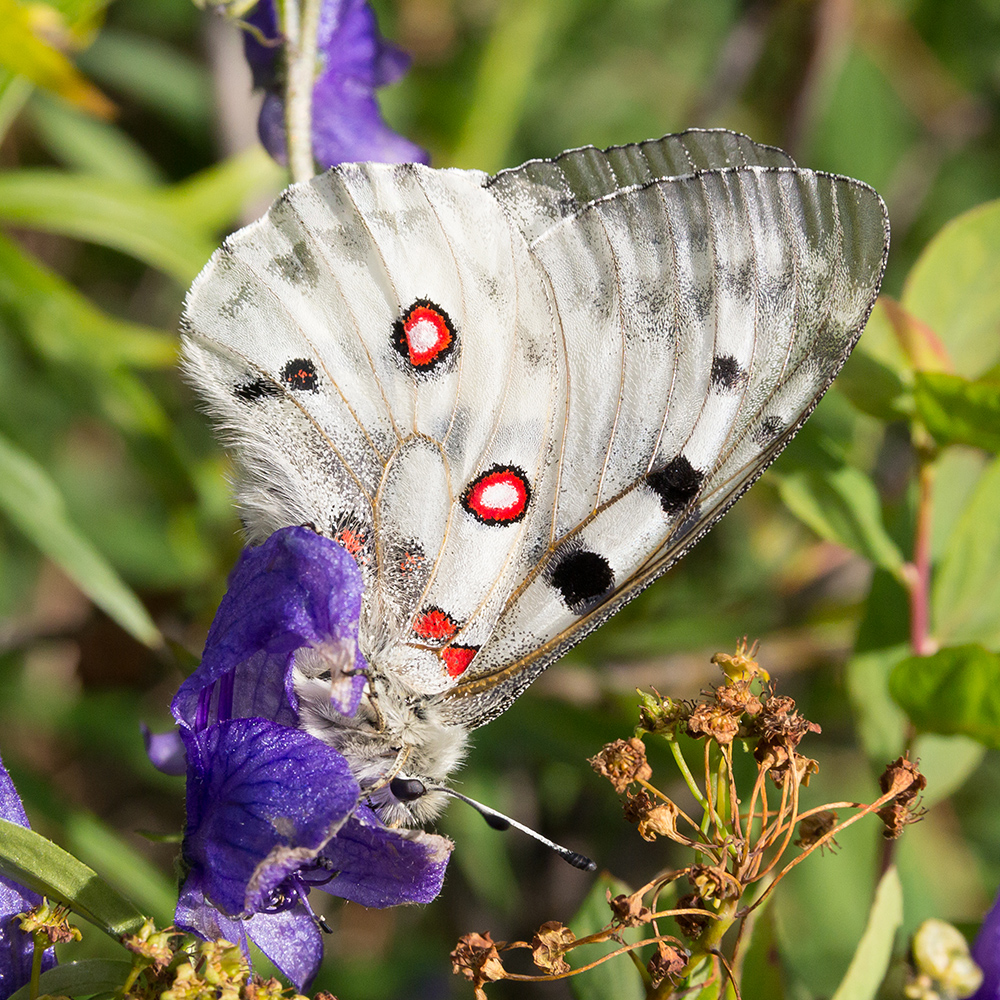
1 0 1000 996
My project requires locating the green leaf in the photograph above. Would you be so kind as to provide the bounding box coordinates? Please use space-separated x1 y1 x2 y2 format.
0 818 146 938
736 904 784 1000
569 874 646 1000
914 371 1000 453
0 231 174 370
836 346 910 422
164 146 285 233
76 28 211 131
28 92 164 185
64 812 177 925
0 432 162 647
889 644 1000 747
8 959 133 1000
911 734 984 807
774 465 906 578
933 457 1000 646
829 867 903 1000
846 644 910 769
903 197 1000 378
0 170 216 283
451 0 571 172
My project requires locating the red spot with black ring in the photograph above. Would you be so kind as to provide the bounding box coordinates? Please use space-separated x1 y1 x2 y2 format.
462 465 531 525
392 300 456 373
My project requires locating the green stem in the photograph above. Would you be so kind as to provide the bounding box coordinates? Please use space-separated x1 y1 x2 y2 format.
30 932 43 1000
280 0 321 183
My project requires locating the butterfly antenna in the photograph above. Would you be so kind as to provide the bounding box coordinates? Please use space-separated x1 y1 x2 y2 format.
430 785 597 872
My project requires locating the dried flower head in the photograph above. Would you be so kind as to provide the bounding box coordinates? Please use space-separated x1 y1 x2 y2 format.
607 891 651 927
687 702 741 745
795 810 839 849
451 932 506 985
878 799 925 840
880 755 927 805
588 738 652 793
674 893 711 940
531 921 575 975
622 788 655 824
637 802 680 842
647 942 689 988
689 864 739 902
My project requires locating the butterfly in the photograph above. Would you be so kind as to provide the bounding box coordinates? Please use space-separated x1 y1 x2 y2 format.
181 128 888 837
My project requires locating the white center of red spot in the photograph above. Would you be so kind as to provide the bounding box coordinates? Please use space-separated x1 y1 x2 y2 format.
479 480 520 512
463 467 530 524
407 317 440 355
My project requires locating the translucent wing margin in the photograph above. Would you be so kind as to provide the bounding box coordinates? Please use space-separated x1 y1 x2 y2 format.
442 156 889 728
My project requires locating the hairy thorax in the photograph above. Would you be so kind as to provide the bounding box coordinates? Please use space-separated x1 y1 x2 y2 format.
293 656 469 827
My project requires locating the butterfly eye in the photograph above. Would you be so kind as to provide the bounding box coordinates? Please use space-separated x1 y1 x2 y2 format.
390 776 427 801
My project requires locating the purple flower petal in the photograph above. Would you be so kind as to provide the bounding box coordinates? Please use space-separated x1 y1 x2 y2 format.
180 718 358 916
141 724 185 777
318 804 452 908
242 0 427 168
0 755 55 998
172 526 366 731
310 74 429 168
245 907 323 991
972 890 1000 999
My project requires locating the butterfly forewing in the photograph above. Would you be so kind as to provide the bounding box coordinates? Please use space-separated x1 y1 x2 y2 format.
181 130 888 730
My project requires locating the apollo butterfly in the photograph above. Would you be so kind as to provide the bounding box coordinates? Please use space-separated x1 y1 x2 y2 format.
181 129 888 829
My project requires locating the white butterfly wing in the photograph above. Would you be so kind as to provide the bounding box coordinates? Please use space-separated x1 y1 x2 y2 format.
445 155 888 726
181 130 888 726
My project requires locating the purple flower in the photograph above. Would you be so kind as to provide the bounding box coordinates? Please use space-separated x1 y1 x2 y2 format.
972 890 1000 999
166 527 452 990
0 754 55 1000
243 0 428 169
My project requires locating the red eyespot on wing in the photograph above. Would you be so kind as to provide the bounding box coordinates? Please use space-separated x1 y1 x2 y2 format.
392 300 456 373
461 465 531 525
413 607 459 642
442 645 479 677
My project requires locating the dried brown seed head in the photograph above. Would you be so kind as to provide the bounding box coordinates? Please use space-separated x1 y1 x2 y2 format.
622 788 655 824
638 802 680 842
607 891 651 927
451 932 506 984
674 893 711 940
687 703 741 744
795 810 839 849
880 755 927 805
647 942 689 988
588 737 652 793
531 921 576 975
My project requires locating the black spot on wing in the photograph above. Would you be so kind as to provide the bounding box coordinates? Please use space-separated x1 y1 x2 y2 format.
548 548 614 614
234 378 281 402
711 355 746 390
646 455 705 515
282 358 319 391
